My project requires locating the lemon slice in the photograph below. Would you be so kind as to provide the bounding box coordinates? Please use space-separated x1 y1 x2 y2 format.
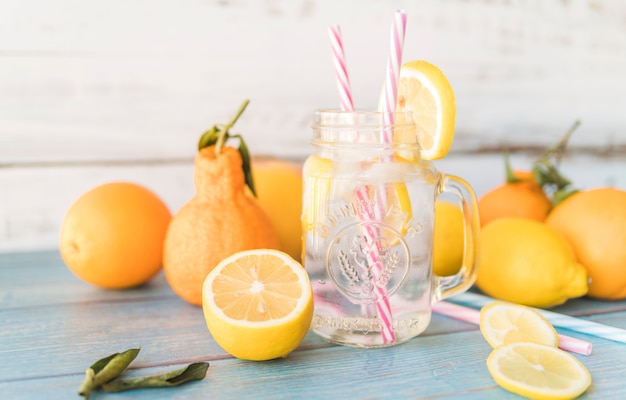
202 249 314 361
396 60 456 160
382 182 413 242
480 301 559 348
487 342 592 399
302 155 333 233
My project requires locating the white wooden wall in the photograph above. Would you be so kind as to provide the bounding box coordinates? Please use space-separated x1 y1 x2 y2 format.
2 0 626 252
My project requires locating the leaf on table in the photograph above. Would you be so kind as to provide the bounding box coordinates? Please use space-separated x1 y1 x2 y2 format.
101 362 210 392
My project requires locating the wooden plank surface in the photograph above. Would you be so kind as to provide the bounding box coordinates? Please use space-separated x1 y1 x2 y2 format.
2 250 626 399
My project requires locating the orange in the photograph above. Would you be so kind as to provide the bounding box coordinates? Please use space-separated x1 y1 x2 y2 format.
163 146 280 306
202 249 313 361
60 182 171 289
478 170 552 227
251 158 303 262
546 187 626 300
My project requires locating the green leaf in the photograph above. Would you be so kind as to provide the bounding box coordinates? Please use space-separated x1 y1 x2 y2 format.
198 126 222 150
552 188 579 207
78 348 140 399
503 152 521 183
212 99 250 156
101 362 210 392
235 134 256 197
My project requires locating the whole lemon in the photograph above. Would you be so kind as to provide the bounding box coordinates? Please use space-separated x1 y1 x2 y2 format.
476 218 588 308
546 187 626 300
252 158 303 262
60 182 172 289
432 201 464 276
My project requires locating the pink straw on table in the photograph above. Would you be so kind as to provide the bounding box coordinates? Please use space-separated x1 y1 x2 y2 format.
328 25 354 112
432 301 593 356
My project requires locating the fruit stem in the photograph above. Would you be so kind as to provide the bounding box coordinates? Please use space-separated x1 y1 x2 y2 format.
215 99 250 156
532 120 582 205
537 119 581 167
503 152 520 184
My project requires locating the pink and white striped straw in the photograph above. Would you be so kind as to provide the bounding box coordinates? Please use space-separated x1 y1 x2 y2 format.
354 186 395 343
328 25 354 112
432 301 593 356
328 15 407 344
328 21 395 343
350 10 407 344
380 9 407 143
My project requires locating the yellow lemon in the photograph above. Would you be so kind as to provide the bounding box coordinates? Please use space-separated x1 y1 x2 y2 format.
432 201 464 276
476 218 588 308
301 155 333 235
395 60 456 160
252 158 303 262
487 342 591 399
479 301 558 349
202 249 313 361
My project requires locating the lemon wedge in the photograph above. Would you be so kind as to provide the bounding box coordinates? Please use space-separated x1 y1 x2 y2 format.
202 249 313 361
301 155 333 233
480 301 559 348
396 60 456 160
487 342 592 399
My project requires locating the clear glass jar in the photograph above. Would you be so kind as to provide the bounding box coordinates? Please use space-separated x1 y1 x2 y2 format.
302 110 480 348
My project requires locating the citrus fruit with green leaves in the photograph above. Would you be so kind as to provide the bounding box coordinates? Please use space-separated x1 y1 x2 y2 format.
163 101 280 306
478 169 552 228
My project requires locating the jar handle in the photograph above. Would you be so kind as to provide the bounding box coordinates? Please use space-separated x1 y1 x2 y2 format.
431 173 481 303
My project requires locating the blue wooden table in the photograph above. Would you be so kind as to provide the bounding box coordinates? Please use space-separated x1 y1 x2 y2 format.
2 250 626 399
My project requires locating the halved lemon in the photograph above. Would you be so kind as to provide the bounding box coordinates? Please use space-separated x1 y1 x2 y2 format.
202 249 314 361
480 301 559 348
396 60 456 160
487 342 591 399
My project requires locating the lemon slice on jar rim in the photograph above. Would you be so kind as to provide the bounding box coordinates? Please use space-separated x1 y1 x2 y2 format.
394 60 456 161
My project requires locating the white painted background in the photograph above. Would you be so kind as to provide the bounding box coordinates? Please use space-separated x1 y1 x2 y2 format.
2 0 626 252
